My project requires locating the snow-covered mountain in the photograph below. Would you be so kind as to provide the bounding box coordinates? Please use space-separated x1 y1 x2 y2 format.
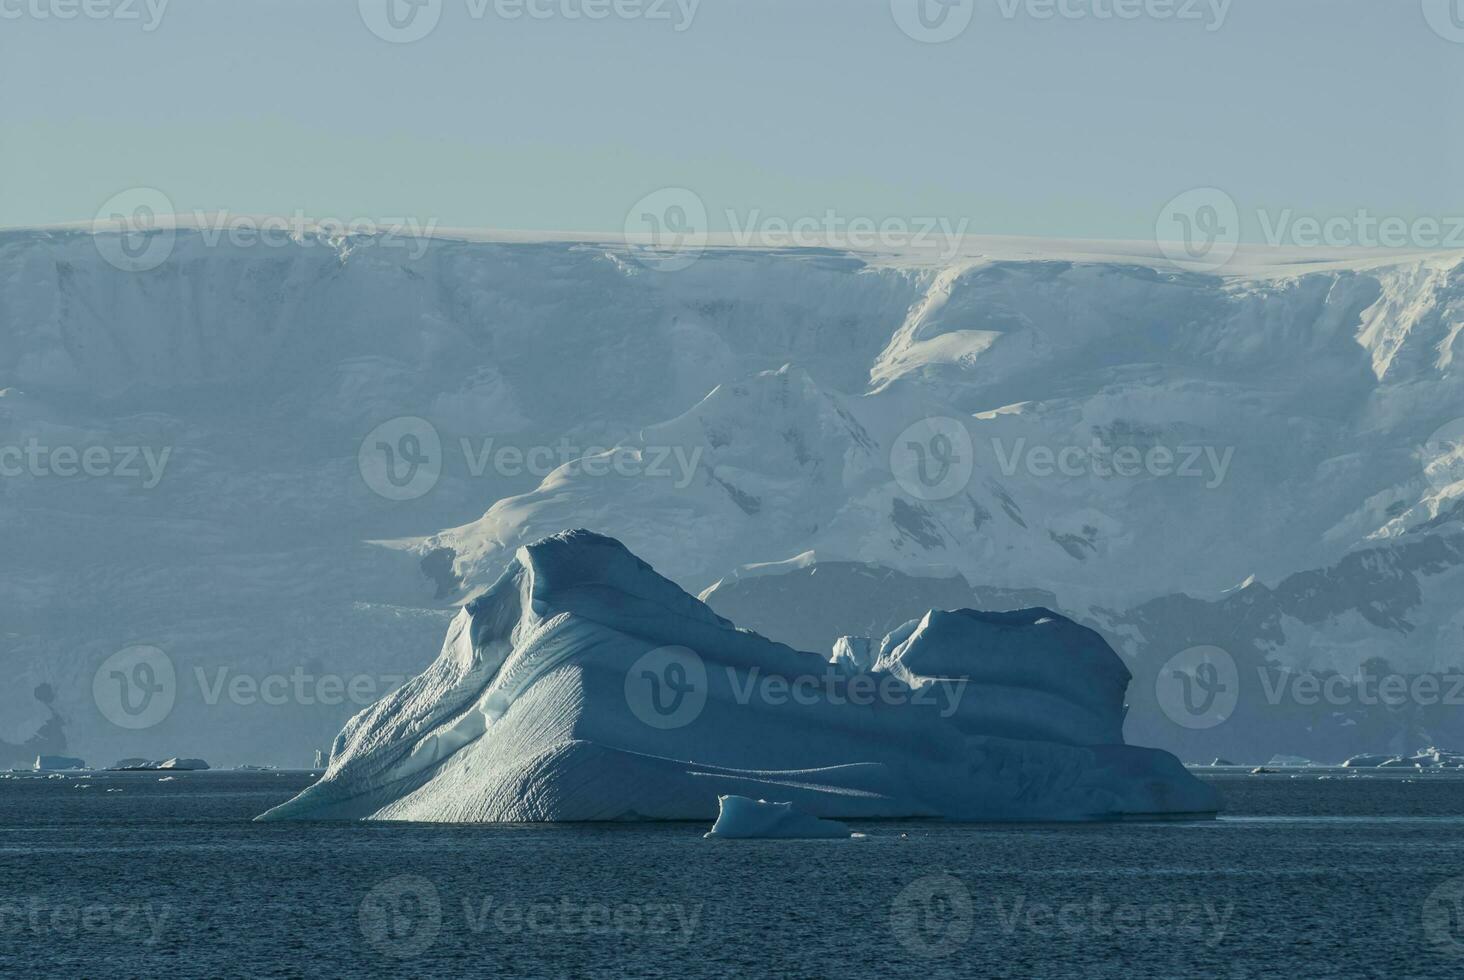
3 223 1461 766
421 242 1464 762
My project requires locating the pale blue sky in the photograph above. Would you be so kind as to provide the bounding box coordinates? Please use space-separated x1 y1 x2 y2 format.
2 0 1460 243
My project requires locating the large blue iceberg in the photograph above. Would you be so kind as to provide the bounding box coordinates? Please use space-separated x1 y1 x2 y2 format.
259 531 1217 822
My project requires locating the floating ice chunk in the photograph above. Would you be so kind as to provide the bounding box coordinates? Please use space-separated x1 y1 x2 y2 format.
1266 755 1314 767
704 796 855 839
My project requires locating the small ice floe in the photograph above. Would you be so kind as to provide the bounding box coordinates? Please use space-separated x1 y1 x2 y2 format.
703 796 859 840
158 776 177 782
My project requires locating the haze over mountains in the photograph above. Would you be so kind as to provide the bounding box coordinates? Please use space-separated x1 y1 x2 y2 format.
3 225 1461 766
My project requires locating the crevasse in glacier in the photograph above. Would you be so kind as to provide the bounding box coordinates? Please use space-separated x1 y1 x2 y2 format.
258 530 1218 823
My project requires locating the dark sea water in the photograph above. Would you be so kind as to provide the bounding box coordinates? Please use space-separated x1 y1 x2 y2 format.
2 770 1464 979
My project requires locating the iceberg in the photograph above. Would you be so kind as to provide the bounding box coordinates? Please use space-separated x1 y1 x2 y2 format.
34 755 87 771
111 758 211 771
1343 747 1464 769
830 636 875 675
704 796 855 839
1411 747 1464 768
259 531 1219 824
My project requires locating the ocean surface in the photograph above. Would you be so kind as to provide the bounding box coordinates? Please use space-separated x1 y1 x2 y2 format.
2 769 1463 978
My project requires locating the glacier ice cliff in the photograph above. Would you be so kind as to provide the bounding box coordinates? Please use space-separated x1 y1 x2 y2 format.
258 531 1217 823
